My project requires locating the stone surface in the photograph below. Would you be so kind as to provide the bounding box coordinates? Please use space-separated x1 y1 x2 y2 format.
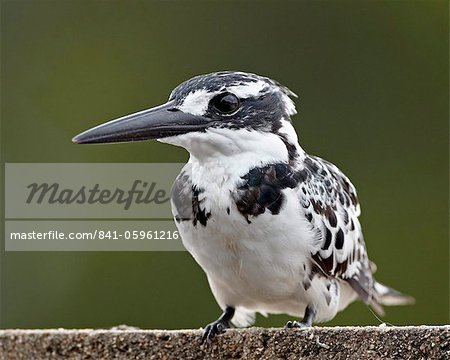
1 326 449 359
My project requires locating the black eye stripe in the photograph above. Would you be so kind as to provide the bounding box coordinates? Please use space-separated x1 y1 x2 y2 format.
210 92 240 114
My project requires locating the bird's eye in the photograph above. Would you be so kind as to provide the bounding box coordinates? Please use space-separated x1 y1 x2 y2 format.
210 93 240 114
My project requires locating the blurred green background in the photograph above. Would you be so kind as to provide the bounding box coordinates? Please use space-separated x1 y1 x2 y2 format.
1 0 448 329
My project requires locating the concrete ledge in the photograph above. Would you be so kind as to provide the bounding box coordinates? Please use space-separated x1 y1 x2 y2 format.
1 326 449 359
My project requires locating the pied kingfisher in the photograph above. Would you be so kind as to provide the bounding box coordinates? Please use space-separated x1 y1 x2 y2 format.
73 71 414 342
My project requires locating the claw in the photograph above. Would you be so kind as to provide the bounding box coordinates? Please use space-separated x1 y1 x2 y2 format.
285 305 317 329
201 306 235 344
202 321 228 344
285 320 309 328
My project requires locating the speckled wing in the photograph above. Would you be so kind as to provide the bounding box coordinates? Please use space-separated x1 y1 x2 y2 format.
298 155 376 306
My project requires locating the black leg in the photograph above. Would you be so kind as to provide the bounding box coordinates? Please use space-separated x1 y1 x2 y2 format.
285 304 317 328
202 306 235 343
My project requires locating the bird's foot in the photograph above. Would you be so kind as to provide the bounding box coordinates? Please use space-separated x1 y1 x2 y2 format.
285 305 316 329
201 306 235 344
202 319 230 344
285 320 311 328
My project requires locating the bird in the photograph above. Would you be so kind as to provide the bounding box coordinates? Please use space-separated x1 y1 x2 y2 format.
73 71 414 342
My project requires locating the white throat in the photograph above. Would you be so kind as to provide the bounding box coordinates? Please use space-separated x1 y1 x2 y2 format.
159 120 304 179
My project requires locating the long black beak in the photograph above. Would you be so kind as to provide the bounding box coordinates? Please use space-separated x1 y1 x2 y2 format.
72 101 209 144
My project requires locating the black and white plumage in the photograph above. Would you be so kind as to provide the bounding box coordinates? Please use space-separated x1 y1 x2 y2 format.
73 71 414 341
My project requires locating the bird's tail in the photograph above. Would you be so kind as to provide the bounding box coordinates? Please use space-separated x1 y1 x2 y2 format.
370 281 415 316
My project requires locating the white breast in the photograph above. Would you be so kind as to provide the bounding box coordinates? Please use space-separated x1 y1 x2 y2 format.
167 124 353 325
171 158 344 326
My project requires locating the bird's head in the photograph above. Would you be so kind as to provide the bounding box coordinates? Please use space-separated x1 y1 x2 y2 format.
73 71 300 162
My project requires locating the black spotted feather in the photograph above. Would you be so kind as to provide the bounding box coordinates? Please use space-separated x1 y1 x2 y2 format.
231 153 381 310
299 155 381 310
